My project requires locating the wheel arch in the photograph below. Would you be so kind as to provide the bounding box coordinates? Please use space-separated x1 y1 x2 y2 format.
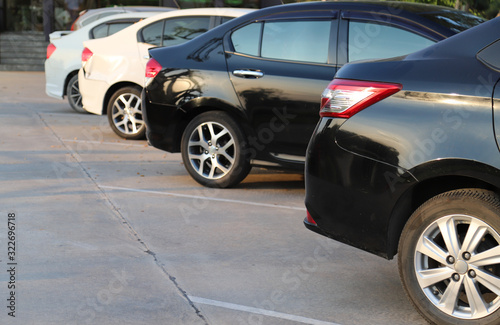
170 97 251 153
386 159 500 259
63 70 80 97
103 81 142 115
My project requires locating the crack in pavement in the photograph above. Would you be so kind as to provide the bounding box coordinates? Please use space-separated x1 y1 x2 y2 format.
36 111 210 325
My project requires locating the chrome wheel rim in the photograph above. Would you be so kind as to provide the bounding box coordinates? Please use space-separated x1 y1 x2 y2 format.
187 121 235 180
69 79 82 109
111 93 144 135
415 214 500 319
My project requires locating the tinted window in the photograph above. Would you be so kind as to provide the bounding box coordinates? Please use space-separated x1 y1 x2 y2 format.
90 20 140 39
141 20 164 46
108 22 133 35
231 22 262 56
91 23 109 39
261 20 330 63
91 22 135 39
163 17 210 47
348 21 435 62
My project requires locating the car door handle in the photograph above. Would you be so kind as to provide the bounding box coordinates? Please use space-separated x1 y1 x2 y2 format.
233 70 264 79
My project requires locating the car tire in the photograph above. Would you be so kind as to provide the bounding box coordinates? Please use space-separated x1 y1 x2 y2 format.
66 74 85 113
398 189 500 325
181 111 251 188
107 86 145 140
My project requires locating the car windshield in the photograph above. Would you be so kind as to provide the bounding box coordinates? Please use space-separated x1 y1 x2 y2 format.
418 10 484 33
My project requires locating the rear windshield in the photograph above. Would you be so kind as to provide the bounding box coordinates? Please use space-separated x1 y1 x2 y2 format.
418 11 484 33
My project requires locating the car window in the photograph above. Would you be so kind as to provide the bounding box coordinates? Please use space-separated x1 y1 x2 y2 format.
108 22 134 36
162 17 210 47
91 21 137 39
231 20 331 64
231 22 262 56
91 23 109 39
141 20 164 46
348 21 435 62
262 20 330 64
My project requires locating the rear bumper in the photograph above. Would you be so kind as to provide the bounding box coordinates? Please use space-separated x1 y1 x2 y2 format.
44 60 64 100
303 217 329 237
142 88 184 153
79 68 107 115
304 118 415 259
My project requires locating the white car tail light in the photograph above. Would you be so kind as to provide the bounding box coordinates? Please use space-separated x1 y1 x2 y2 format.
320 79 402 118
145 58 162 79
145 58 162 87
81 47 93 64
46 43 56 59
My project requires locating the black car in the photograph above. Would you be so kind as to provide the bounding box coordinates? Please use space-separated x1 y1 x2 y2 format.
143 1 483 188
305 17 500 325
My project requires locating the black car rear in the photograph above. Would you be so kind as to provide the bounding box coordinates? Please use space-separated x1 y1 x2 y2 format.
305 17 500 325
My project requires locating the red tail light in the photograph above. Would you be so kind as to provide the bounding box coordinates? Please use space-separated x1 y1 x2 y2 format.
81 47 93 64
320 79 402 118
46 43 56 59
306 211 317 225
145 58 162 79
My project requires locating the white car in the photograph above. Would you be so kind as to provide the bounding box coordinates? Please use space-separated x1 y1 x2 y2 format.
79 7 255 140
45 11 174 113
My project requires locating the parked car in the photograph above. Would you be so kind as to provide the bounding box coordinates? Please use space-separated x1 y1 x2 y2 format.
45 11 171 113
142 1 483 188
70 6 174 31
304 17 500 325
79 7 255 140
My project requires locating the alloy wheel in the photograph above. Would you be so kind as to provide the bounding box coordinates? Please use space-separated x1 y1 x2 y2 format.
110 92 144 136
186 121 235 180
415 214 500 319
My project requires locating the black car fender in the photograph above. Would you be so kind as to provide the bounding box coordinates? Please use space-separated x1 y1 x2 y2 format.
385 158 500 258
177 96 256 147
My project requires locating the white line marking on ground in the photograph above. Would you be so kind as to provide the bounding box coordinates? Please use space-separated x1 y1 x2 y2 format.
100 185 306 211
189 296 341 325
62 139 147 148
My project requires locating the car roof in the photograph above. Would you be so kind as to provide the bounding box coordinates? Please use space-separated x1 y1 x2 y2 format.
260 1 473 14
52 11 165 43
77 6 176 21
74 6 177 29
111 7 256 33
80 11 164 30
213 1 481 37
138 7 255 21
81 6 176 14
